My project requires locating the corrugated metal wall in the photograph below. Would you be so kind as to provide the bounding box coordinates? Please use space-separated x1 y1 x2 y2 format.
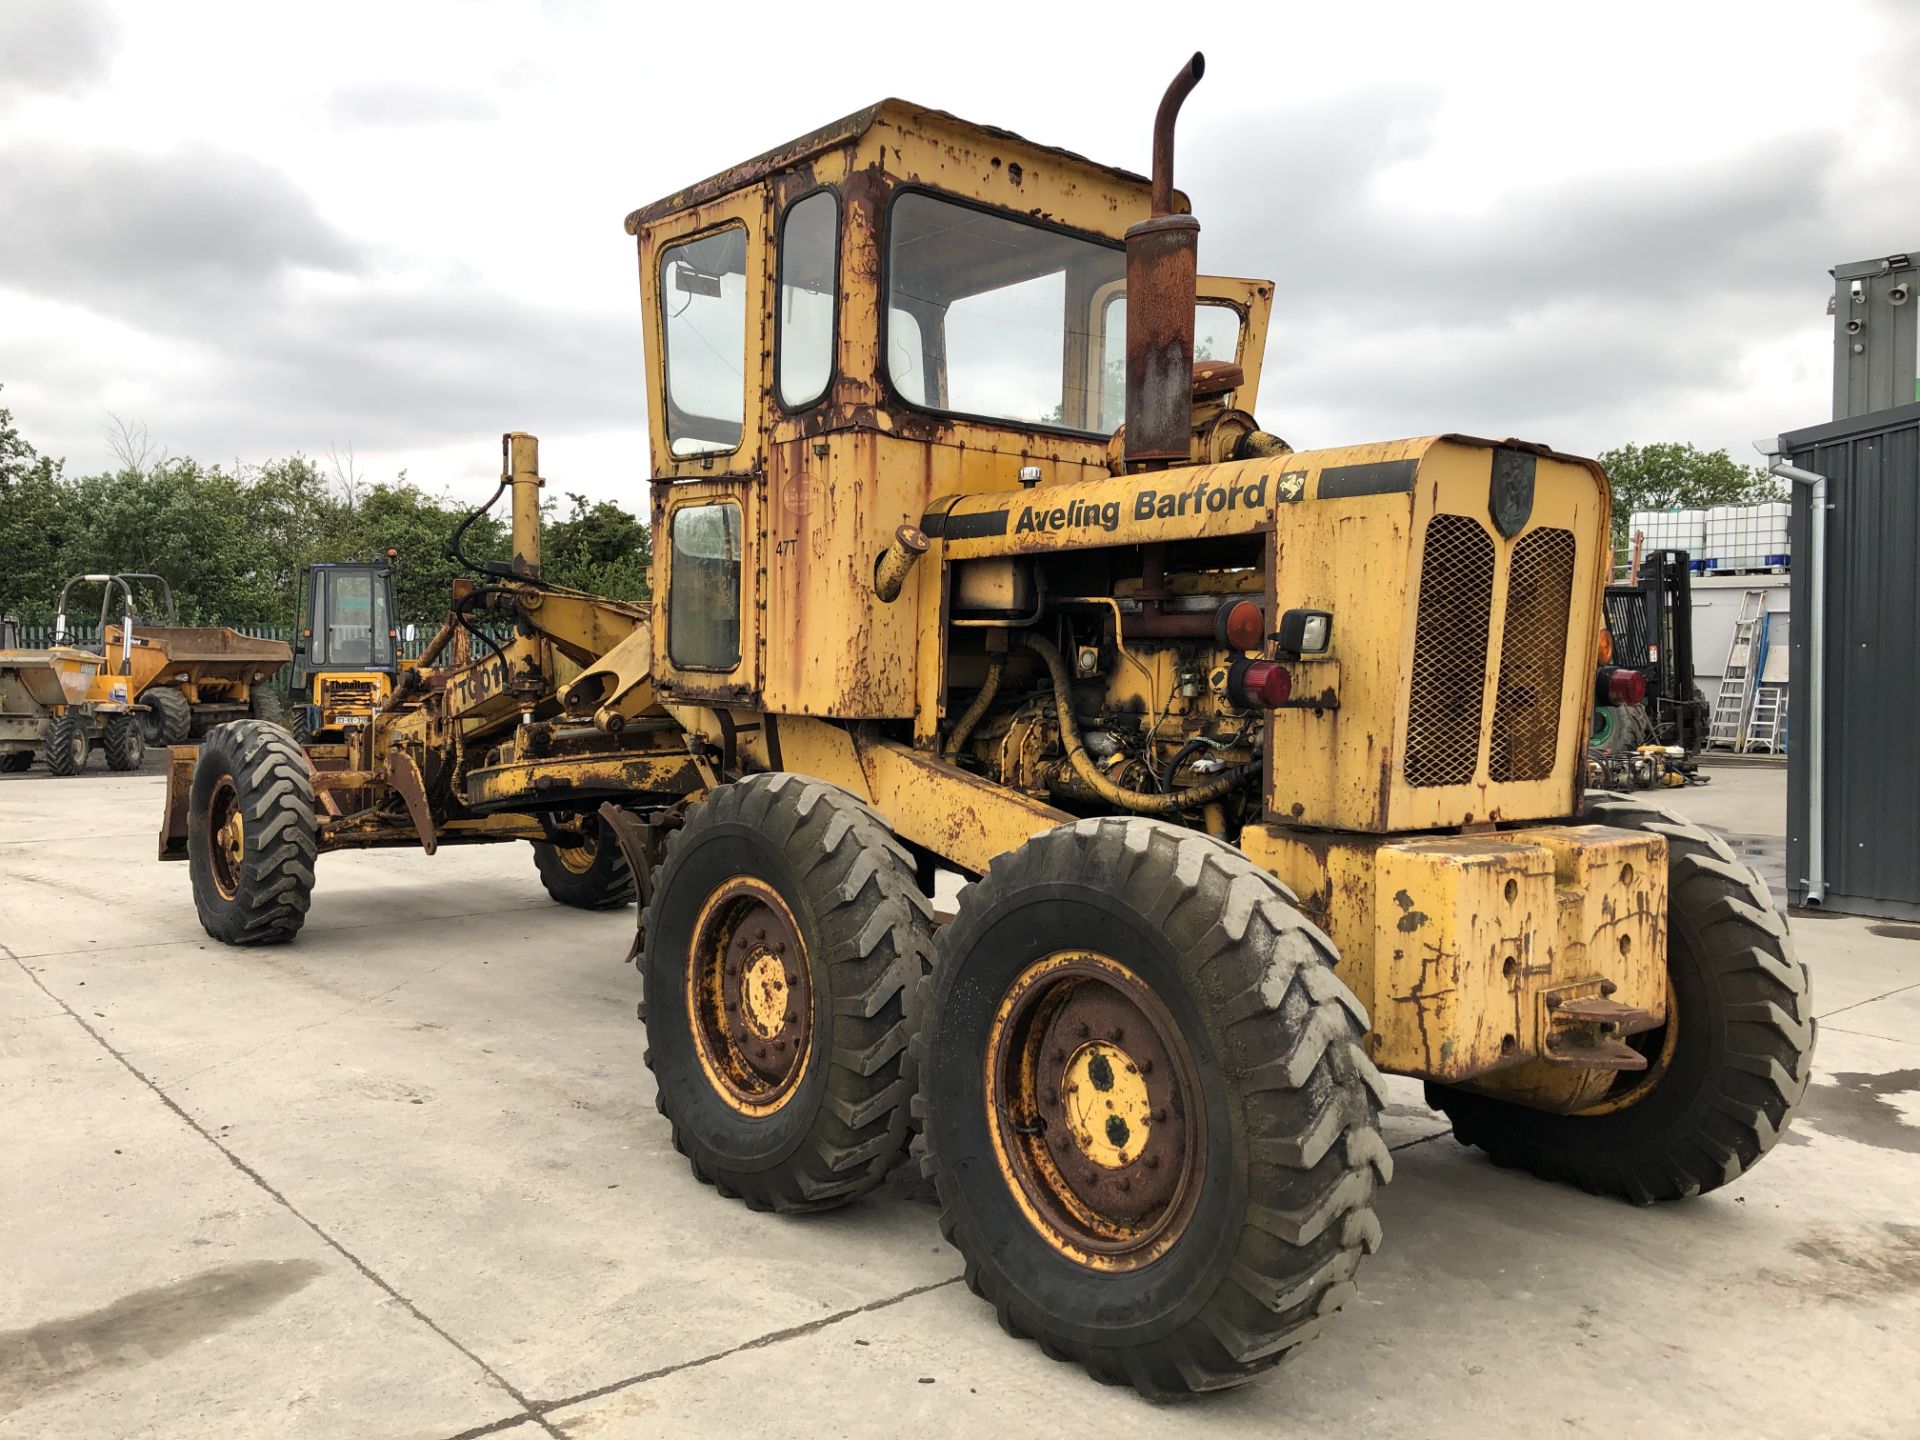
1784 399 1920 918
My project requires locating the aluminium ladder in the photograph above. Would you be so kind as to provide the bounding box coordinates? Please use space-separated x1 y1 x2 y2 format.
1745 682 1788 753
1707 590 1767 749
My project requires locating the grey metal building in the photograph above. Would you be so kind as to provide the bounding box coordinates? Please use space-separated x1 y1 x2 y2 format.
1781 399 1920 918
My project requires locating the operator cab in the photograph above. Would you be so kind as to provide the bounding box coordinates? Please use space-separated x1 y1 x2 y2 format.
293 562 400 744
627 99 1274 724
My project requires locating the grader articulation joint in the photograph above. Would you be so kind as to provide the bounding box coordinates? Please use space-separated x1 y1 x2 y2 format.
165 52 1813 1398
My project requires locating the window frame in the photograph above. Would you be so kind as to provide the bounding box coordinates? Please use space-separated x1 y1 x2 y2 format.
1087 285 1247 435
878 185 1128 442
658 220 752 462
773 186 841 415
665 499 746 673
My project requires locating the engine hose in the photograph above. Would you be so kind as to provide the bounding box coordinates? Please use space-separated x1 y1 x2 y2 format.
1022 633 1260 815
942 656 1004 761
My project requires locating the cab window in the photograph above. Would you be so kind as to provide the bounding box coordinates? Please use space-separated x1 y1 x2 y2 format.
886 193 1124 432
315 570 391 668
777 191 838 409
668 503 743 670
1095 297 1242 434
660 226 749 457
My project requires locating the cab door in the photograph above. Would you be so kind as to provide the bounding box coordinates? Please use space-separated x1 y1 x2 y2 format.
637 186 771 705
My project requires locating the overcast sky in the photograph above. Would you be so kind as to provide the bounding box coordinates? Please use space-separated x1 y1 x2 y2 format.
1 0 1912 506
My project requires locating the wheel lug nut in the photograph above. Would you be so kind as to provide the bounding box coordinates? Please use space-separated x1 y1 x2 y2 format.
1146 1155 1160 1170
1110 1028 1124 1043
786 971 798 985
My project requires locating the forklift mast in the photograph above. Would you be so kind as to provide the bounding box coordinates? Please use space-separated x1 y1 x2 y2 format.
1603 548 1704 752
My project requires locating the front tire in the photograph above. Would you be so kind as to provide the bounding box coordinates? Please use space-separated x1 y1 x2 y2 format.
187 721 317 945
141 687 192 745
917 818 1388 1397
1427 792 1814 1203
0 751 33 773
43 714 87 776
103 714 146 772
532 818 635 909
641 773 933 1212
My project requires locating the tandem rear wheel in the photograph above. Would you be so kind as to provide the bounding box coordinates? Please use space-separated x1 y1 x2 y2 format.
916 818 1388 1397
639 774 934 1212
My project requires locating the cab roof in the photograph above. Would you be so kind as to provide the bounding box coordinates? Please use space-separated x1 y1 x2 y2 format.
623 98 1176 234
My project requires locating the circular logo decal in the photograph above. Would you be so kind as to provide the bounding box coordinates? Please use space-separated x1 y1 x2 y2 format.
783 474 824 515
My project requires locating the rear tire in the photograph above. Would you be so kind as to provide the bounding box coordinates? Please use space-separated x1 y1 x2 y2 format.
532 819 635 908
641 773 933 1212
1427 792 1814 1203
249 689 284 727
43 714 87 777
103 714 145 772
917 818 1389 1397
142 687 192 745
0 751 33 773
188 720 317 945
289 705 314 747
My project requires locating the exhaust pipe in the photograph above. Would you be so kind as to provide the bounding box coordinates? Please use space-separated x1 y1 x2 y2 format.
1123 53 1205 467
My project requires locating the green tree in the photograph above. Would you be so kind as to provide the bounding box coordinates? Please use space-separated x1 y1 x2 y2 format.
1598 442 1786 555
0 390 73 619
542 492 652 600
347 481 509 623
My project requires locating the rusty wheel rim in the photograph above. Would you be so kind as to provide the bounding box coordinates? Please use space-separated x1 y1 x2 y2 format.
986 952 1206 1270
685 877 813 1116
556 829 600 875
207 774 244 901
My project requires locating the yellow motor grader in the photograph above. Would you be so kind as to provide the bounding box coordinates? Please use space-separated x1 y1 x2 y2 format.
164 55 1812 1396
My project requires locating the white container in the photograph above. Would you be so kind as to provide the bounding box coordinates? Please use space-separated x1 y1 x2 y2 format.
1703 502 1790 571
1629 507 1706 558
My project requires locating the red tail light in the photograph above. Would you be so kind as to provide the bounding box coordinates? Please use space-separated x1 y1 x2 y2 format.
1229 658 1293 708
1607 668 1646 705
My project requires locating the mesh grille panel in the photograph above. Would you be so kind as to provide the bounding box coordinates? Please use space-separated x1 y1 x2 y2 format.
1604 588 1651 667
1404 515 1495 787
1490 527 1577 782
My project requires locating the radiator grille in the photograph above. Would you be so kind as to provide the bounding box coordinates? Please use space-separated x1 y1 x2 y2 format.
1490 528 1577 782
1404 515 1495 787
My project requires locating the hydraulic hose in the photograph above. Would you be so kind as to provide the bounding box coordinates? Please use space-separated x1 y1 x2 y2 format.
943 656 1004 761
1022 633 1260 815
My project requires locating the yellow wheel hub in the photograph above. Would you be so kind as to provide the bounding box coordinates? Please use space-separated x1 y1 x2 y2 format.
1061 1041 1154 1168
741 951 790 1041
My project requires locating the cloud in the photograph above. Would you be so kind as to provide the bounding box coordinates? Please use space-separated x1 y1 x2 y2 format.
0 0 117 104
1179 93 1854 453
327 82 498 127
0 143 367 327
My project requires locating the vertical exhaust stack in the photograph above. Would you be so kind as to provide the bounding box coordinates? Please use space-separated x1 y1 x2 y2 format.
1123 52 1206 468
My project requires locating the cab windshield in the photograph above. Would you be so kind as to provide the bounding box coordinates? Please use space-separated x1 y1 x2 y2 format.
887 193 1123 434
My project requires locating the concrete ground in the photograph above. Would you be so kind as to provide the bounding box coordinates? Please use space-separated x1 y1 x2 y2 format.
2 761 1915 1439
